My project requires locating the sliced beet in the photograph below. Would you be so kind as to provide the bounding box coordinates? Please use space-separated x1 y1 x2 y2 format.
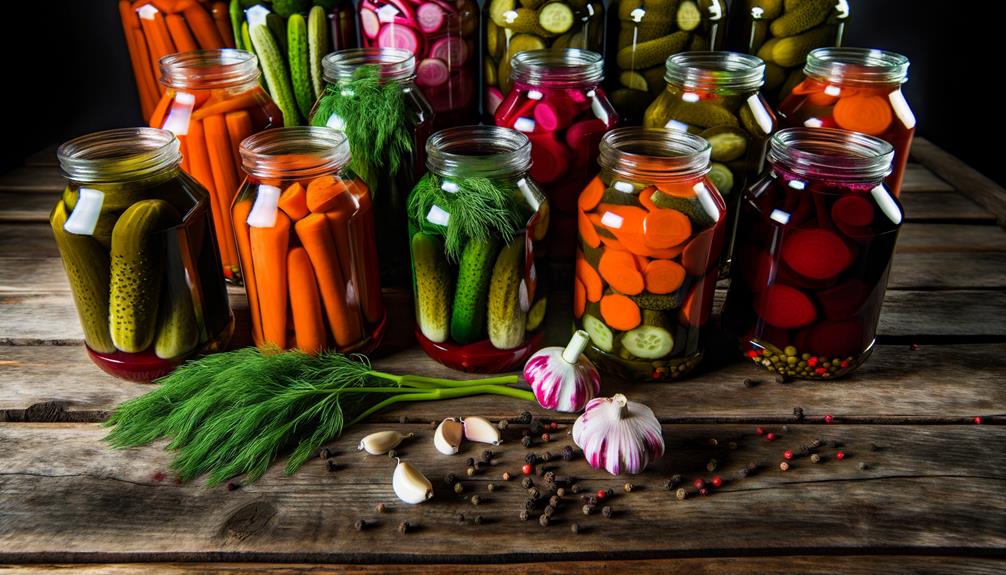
416 57 450 87
386 0 416 21
755 284 817 329
429 36 469 68
781 227 853 281
486 87 504 116
494 94 537 130
564 118 607 159
528 133 571 185
817 279 871 320
533 100 578 132
377 22 424 55
795 319 866 359
360 4 381 39
416 2 446 33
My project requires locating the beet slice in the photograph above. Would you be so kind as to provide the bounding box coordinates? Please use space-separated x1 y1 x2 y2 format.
781 228 853 281
429 36 469 68
416 2 446 32
533 99 579 132
795 319 866 359
817 279 871 320
416 57 449 87
377 22 423 55
755 284 817 329
360 4 381 39
528 133 570 184
565 118 607 159
832 195 874 228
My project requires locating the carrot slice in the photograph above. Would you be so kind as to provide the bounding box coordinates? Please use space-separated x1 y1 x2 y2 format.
287 246 327 354
232 199 263 342
833 95 893 136
681 226 720 276
183 4 225 48
633 253 650 271
679 270 717 327
165 13 198 52
192 91 265 120
578 175 605 212
643 208 692 249
575 255 603 303
638 186 660 211
599 294 641 331
573 278 586 319
655 181 696 199
578 209 601 248
325 202 357 294
250 211 291 347
598 250 644 295
211 2 235 48
644 259 686 294
350 184 385 324
224 110 253 171
306 175 351 213
278 182 310 221
295 213 364 348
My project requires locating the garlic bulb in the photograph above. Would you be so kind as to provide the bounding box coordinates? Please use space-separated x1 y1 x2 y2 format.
572 394 664 475
524 330 600 413
392 459 433 504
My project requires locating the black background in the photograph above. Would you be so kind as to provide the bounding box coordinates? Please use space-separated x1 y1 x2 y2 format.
6 1 1004 185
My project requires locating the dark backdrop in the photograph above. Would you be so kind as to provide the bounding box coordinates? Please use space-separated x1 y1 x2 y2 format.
7 1 1005 185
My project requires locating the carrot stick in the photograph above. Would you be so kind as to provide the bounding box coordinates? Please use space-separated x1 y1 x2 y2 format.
148 92 174 129
833 94 893 136
119 1 156 119
295 213 364 347
250 212 291 347
232 199 262 342
165 13 198 52
278 182 310 221
575 254 603 303
599 294 641 331
642 209 692 249
306 176 351 213
211 2 236 48
573 278 586 319
148 0 196 12
183 4 225 49
578 209 600 248
578 175 605 212
203 114 241 271
187 121 238 277
224 110 253 172
287 246 327 354
191 91 264 120
142 9 177 72
347 183 383 324
326 205 356 293
644 259 686 294
598 250 644 295
178 135 190 173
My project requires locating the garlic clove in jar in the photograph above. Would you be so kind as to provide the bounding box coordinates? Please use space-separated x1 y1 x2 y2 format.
524 330 601 413
462 416 501 445
392 459 434 504
572 393 664 475
358 430 414 455
433 417 464 455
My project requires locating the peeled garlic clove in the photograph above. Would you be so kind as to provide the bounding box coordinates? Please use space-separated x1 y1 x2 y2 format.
392 459 433 504
524 330 601 413
572 393 664 476
462 416 501 445
358 430 414 455
433 417 464 455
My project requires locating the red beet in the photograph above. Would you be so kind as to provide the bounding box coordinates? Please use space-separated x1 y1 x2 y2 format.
756 284 817 329
386 0 417 21
416 2 446 32
360 4 381 39
533 100 578 132
429 36 469 68
564 119 607 159
781 228 853 281
528 133 571 184
832 195 874 228
817 279 871 320
416 57 450 87
377 22 423 55
494 94 537 130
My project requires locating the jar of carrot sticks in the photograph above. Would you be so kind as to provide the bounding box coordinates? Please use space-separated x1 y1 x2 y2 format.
777 48 915 197
233 127 386 354
495 49 617 261
152 49 283 284
575 128 726 381
53 128 234 381
311 48 434 289
722 128 901 379
409 126 548 373
118 0 236 122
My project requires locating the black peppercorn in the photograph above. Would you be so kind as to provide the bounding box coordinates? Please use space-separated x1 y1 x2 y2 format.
544 471 556 484
398 521 411 534
482 449 494 463
663 479 674 491
354 519 367 531
531 421 545 435
544 505 555 518
521 436 533 448
542 451 554 462
809 439 823 449
319 447 332 460
327 460 338 473
571 483 581 494
466 457 476 468
521 477 533 489
528 487 541 500
561 445 575 461
602 505 613 518
539 514 550 527
524 453 537 465
518 410 532 424
743 377 758 388
793 406 805 421
605 488 614 498
588 495 598 506
473 515 483 526
522 429 531 438
455 512 465 524
444 473 457 486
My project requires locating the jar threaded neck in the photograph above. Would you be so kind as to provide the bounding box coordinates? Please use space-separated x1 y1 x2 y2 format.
804 47 910 87
322 48 416 84
58 128 181 183
767 127 894 182
599 127 711 182
511 49 604 87
240 127 351 180
159 49 260 90
426 126 531 179
664 51 766 93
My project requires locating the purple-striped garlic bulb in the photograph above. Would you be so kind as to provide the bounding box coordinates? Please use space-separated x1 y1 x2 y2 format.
524 330 600 413
572 394 664 475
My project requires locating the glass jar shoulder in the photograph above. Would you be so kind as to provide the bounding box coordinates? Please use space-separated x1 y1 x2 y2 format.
154 85 282 133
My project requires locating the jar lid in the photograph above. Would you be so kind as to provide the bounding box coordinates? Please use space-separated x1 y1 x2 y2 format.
599 127 711 182
767 127 894 183
322 48 416 83
240 127 351 179
510 49 605 86
58 128 181 183
664 51 766 93
805 48 910 86
426 125 531 178
159 49 260 90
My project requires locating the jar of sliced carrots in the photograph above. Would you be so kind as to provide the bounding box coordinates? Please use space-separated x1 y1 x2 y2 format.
233 127 386 354
53 128 234 381
119 0 236 122
722 127 901 380
777 47 915 197
151 49 283 284
576 128 726 381
310 48 434 289
409 126 548 373
495 49 617 261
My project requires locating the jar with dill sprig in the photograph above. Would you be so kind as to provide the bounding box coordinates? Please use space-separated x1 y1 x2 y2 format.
309 48 434 289
408 126 549 372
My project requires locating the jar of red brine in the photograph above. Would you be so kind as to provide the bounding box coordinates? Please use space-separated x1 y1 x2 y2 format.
722 127 902 379
777 47 915 197
495 49 617 260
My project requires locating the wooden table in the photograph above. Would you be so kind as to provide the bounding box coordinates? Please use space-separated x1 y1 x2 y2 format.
1 139 1004 574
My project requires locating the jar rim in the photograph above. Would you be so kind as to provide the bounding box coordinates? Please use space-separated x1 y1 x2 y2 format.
159 49 260 90
240 127 351 179
664 51 766 93
599 127 711 181
426 126 531 178
805 47 910 86
322 48 416 83
511 49 605 86
58 128 181 183
768 127 894 182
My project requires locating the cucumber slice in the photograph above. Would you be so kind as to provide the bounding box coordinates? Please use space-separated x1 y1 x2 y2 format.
701 126 748 162
622 325 674 359
538 3 574 34
489 0 517 27
582 313 614 352
708 162 735 196
676 0 702 31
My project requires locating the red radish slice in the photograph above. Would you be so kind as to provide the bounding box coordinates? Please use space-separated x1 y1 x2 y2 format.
781 228 853 281
377 23 423 55
756 284 817 329
528 133 570 184
360 7 381 39
565 119 607 156
533 100 578 132
416 58 449 87
416 2 446 32
430 36 469 67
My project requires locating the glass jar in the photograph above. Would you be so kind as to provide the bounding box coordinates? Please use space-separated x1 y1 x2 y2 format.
575 128 727 381
610 0 728 122
233 127 386 354
483 0 605 117
495 49 617 260
310 48 434 289
643 51 775 275
777 48 915 197
119 0 236 121
234 2 358 126
53 128 234 381
409 126 548 372
727 0 850 104
722 128 901 380
152 49 283 284
358 0 479 129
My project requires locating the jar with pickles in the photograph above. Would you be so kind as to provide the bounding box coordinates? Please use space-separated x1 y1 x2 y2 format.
610 0 728 122
575 128 726 381
233 127 386 354
152 49 283 284
53 128 234 381
495 49 617 260
722 128 902 379
484 0 604 116
409 126 548 372
778 47 915 197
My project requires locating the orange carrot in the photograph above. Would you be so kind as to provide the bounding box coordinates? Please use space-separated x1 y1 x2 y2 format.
633 253 650 271
681 226 721 276
140 9 176 77
192 91 264 119
278 182 310 220
573 278 586 319
211 2 236 48
347 182 384 324
133 27 165 102
655 181 696 199
325 203 357 297
177 136 190 173
306 176 352 213
203 114 241 270
833 94 893 136
642 208 692 249
165 13 198 52
147 92 175 129
287 246 327 354
578 209 600 248
807 89 838 107
644 259 686 294
232 199 262 342
598 250 644 295
578 175 605 212
575 255 603 303
638 186 660 211
119 1 156 119
250 211 291 347
224 110 253 172
600 294 641 331
185 119 236 273
148 0 196 12
295 213 364 348
183 4 225 48
679 270 717 327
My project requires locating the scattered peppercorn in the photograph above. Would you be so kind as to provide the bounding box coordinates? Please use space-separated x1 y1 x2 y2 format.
549 495 561 507
582 504 593 515
824 414 834 424
454 482 464 494
557 487 566 497
809 439 823 449
398 521 411 534
699 488 709 496
561 445 575 461
482 449 494 463
467 467 476 477
738 467 751 478
473 515 483 526
624 482 634 493
327 460 338 473
836 451 846 460
502 472 511 481
756 426 765 435
711 476 723 488
706 459 718 472
471 495 481 506
596 489 608 500
523 499 536 512
975 416 984 425
319 447 332 460
857 462 869 470
444 473 458 486
528 487 541 500
779 461 790 471
542 451 554 462
766 432 777 442
354 519 367 531
544 505 555 518
466 457 475 468
521 463 532 476
498 419 510 431
544 471 556 485
541 433 551 442
663 479 674 491
810 454 822 464
784 450 794 460
376 502 386 513
521 477 533 489
571 483 581 494
520 510 529 521
693 478 705 490
521 436 533 448
743 377 758 388
531 421 545 435
793 407 804 421
571 522 581 534
455 512 465 524
524 453 537 465
676 488 687 500
539 514 550 527
518 410 532 424
487 483 496 493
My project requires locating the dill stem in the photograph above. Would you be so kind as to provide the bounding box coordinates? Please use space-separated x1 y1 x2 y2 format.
399 374 521 388
345 384 535 428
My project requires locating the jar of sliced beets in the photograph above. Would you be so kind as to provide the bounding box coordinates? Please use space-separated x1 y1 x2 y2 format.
777 47 915 197
722 127 902 380
495 49 617 260
409 126 549 373
575 128 727 382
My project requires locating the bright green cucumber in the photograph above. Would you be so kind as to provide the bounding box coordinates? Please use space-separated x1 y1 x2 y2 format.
241 21 253 60
109 199 181 353
308 5 330 99
412 232 453 343
450 238 499 344
708 162 735 196
622 325 674 359
229 0 245 50
51 201 115 354
287 13 313 119
487 236 526 350
154 262 199 360
250 23 300 126
582 313 613 352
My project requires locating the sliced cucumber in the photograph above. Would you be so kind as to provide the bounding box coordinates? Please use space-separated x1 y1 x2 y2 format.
622 325 674 359
708 162 735 196
676 0 702 31
582 313 614 352
539 3 574 34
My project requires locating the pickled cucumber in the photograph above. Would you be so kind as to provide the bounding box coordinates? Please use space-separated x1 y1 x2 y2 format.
629 292 685 311
701 126 748 162
526 297 548 331
771 25 833 67
412 232 453 343
663 100 739 129
154 262 199 360
740 105 770 138
649 193 717 227
582 313 613 352
708 162 735 196
763 61 786 90
620 71 649 92
675 0 701 31
450 238 499 344
770 0 831 37
616 31 689 70
489 0 517 27
618 0 643 20
622 325 674 359
509 8 550 35
487 236 527 350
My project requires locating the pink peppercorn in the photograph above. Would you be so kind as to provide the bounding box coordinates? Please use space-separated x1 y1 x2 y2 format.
824 414 834 424
711 476 723 488
836 451 846 460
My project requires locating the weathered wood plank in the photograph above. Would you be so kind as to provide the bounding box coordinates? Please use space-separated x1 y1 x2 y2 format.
0 423 1003 563
0 167 66 194
900 161 956 193
911 138 1006 224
